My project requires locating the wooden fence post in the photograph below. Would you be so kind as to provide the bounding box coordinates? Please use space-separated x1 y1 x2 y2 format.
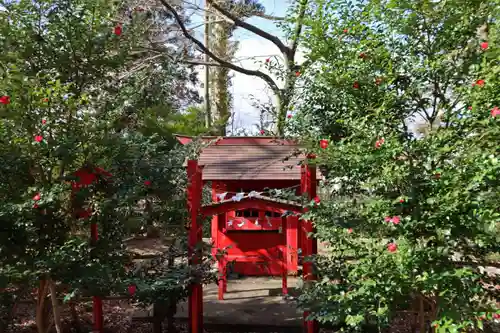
187 160 203 333
301 164 319 333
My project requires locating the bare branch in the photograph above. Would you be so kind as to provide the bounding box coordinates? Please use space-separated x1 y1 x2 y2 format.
189 19 227 31
181 60 230 67
206 0 290 55
118 54 166 80
254 12 285 21
158 0 281 94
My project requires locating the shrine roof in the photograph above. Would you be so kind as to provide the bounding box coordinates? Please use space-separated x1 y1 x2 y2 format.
175 135 322 181
202 193 302 209
201 193 303 216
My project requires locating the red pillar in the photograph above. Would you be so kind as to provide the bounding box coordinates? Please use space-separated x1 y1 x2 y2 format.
187 160 203 333
91 223 103 333
217 211 227 300
301 164 319 333
286 215 299 274
300 165 308 268
212 182 228 299
282 216 288 295
211 182 219 258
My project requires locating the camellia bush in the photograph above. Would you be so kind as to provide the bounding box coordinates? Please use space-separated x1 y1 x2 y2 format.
0 0 212 332
291 0 499 332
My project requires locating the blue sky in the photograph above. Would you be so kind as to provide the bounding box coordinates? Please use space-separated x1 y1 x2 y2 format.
189 0 292 132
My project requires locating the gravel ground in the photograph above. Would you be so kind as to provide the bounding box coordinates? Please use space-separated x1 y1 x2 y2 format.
7 298 499 333
5 300 412 333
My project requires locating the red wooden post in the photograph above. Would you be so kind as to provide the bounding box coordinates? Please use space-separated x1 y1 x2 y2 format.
300 165 308 268
212 182 228 299
217 256 226 300
217 211 227 300
286 215 299 274
187 160 203 333
91 223 103 333
282 216 288 295
211 182 219 258
301 164 319 333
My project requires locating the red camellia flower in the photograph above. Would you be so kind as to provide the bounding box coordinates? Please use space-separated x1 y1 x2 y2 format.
0 95 10 105
399 198 405 203
491 106 499 117
384 216 391 223
472 79 485 87
467 106 472 110
42 119 47 125
287 114 292 118
359 52 366 59
374 138 384 149
144 180 151 186
114 25 122 36
295 71 300 77
347 228 353 234
34 135 43 142
307 153 316 159
33 204 39 209
33 193 41 201
480 42 488 50
391 216 401 225
387 242 397 252
313 196 321 204
494 313 500 319
319 139 329 149
260 129 265 135
343 29 348 33
352 81 360 89
128 285 136 296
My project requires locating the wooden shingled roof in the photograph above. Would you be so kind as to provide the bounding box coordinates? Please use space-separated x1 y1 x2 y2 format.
175 135 322 181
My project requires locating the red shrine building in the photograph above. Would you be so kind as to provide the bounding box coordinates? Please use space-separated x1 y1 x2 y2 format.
176 135 322 283
87 137 322 333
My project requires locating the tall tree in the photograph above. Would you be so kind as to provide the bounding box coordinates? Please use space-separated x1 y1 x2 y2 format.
208 0 264 135
294 0 499 331
115 0 202 108
158 0 310 137
0 0 211 331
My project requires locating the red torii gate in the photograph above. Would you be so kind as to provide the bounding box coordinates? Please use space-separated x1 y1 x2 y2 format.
71 165 112 333
186 159 319 333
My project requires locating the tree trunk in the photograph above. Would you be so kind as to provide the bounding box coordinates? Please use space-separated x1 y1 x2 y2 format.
275 91 286 137
36 280 53 333
49 280 63 333
210 9 234 136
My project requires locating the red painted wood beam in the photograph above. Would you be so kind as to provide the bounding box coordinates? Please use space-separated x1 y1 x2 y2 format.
211 182 220 259
299 165 308 266
201 198 302 217
282 216 288 296
302 164 319 333
187 160 203 333
286 215 299 274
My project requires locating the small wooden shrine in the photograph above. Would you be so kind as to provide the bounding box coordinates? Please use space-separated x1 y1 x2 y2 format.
177 135 321 333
